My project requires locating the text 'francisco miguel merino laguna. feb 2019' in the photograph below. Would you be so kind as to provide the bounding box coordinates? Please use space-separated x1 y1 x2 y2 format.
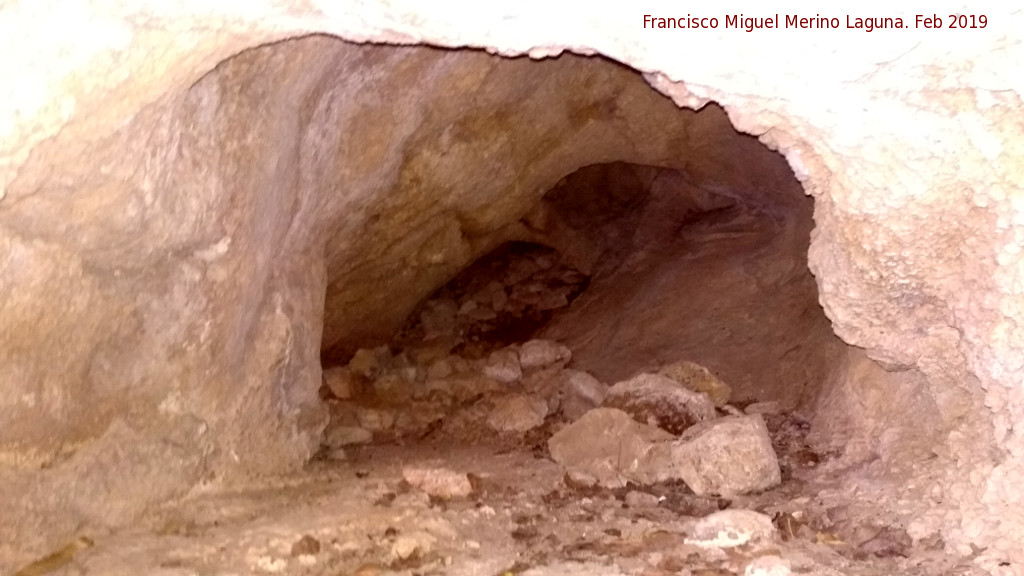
642 13 988 32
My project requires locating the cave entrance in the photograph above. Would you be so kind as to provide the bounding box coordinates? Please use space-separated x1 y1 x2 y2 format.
321 158 843 416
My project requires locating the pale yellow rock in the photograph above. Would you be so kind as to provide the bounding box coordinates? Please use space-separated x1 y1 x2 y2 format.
658 361 732 408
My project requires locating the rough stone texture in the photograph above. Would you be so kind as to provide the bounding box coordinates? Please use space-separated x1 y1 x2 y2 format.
684 509 776 549
560 370 609 421
658 361 732 408
518 339 572 370
0 1 1022 567
669 415 782 497
604 373 717 435
547 408 674 488
322 367 357 400
482 349 523 384
401 465 473 500
487 394 549 433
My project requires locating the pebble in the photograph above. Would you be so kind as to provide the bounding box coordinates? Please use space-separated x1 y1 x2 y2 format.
402 465 473 499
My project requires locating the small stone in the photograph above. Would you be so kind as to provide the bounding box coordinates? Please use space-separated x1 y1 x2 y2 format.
658 361 732 407
402 465 473 499
604 373 717 435
670 415 781 496
323 425 373 447
290 534 321 557
685 509 776 549
390 531 436 561
356 407 396 431
487 394 549 432
624 490 660 508
348 346 392 379
483 349 522 383
519 339 572 370
560 370 608 420
547 408 674 488
322 366 357 399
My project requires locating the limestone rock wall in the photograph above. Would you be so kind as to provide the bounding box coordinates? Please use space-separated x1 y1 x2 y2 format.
1 0 1023 566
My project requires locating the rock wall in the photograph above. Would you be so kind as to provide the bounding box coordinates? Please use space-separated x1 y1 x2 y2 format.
1 0 1023 567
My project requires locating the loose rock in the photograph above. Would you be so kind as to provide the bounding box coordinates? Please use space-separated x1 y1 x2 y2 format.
356 408 396 432
657 361 732 408
670 415 781 496
487 394 549 433
685 509 776 549
483 349 522 383
402 465 473 499
547 408 674 488
518 339 572 370
322 366 357 399
349 346 392 379
560 370 609 421
603 373 717 435
624 490 660 509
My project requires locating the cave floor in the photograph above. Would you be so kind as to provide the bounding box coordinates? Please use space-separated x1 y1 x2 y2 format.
37 439 975 576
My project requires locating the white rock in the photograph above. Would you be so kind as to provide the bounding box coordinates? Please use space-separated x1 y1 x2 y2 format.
487 394 549 432
402 465 473 499
604 373 717 435
685 509 776 549
483 349 522 383
670 415 781 497
519 339 572 370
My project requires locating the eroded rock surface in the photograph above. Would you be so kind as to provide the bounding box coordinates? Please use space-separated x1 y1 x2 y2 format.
603 373 718 435
1 3 1023 569
670 415 782 497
